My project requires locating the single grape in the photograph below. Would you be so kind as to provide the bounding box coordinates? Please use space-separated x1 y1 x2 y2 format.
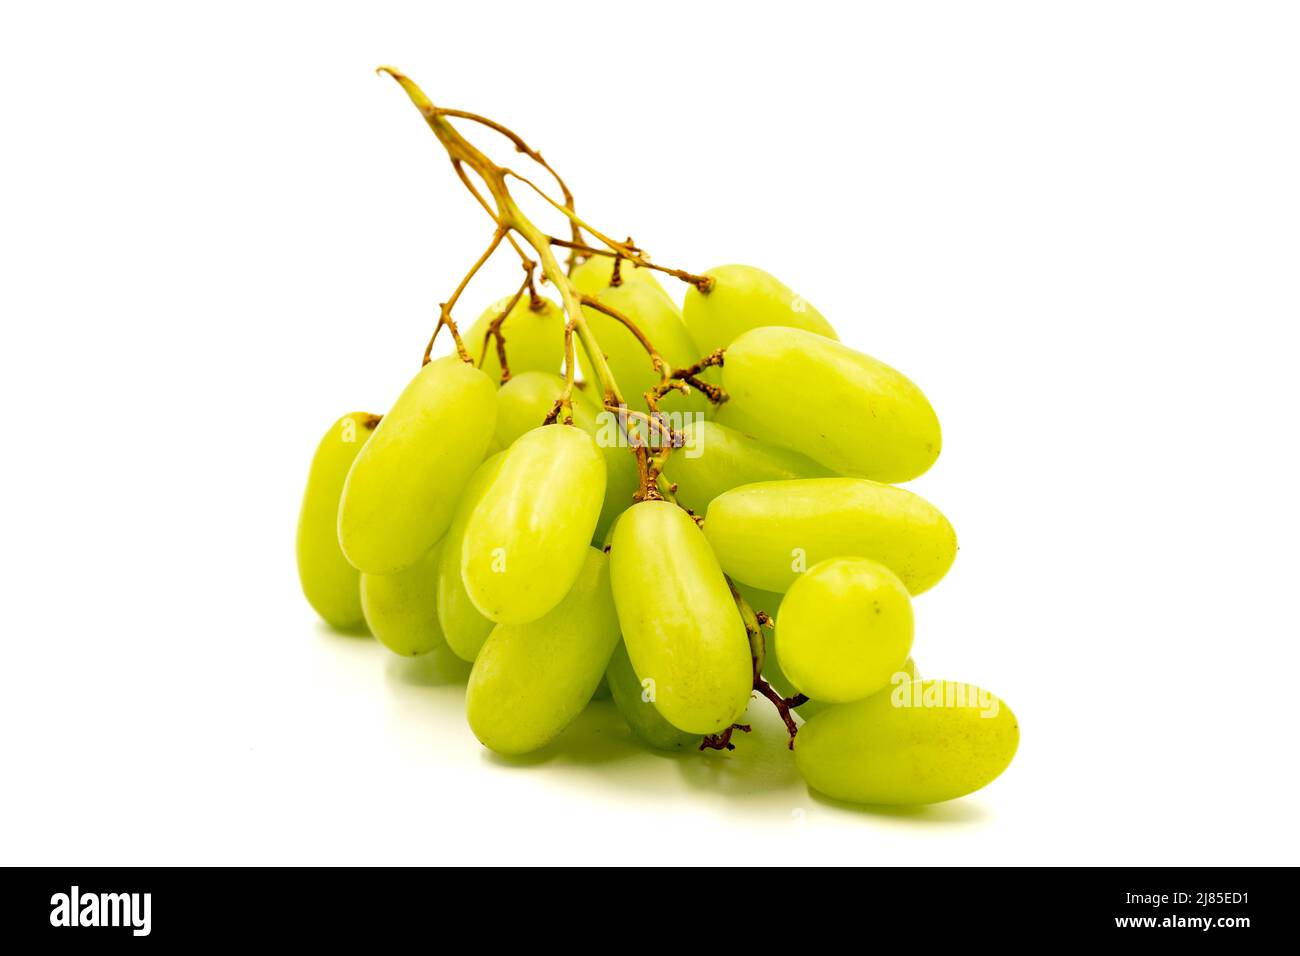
579 279 708 417
494 372 638 542
723 326 941 483
776 557 913 703
681 264 837 356
437 452 506 662
703 478 957 595
794 680 1019 804
462 294 566 383
360 538 445 656
605 641 697 751
609 500 752 734
462 424 606 624
466 548 621 755
296 412 380 630
662 420 833 515
338 357 497 574
569 255 660 297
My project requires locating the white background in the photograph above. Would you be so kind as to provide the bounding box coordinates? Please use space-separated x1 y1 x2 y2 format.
2 1 1297 866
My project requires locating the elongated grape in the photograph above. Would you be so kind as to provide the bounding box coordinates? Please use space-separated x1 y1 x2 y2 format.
605 641 697 751
339 358 497 574
795 680 1018 804
609 500 752 734
723 327 941 483
494 372 638 541
569 255 660 297
463 294 565 383
580 280 708 417
682 264 837 355
466 548 620 754
662 420 833 515
360 539 444 656
462 424 606 624
296 412 380 630
776 557 913 703
437 452 506 662
704 478 957 595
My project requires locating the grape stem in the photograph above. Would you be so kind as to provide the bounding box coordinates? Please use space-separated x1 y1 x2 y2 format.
699 724 751 752
730 580 805 749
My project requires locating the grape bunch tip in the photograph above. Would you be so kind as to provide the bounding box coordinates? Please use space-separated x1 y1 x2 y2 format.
295 67 1019 808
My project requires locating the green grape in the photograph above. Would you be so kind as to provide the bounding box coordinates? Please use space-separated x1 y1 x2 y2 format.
435 452 505 662
360 538 445 656
296 412 380 630
339 358 497 574
794 680 1019 804
662 420 833 515
776 557 913 703
466 548 621 755
723 326 941 483
703 478 957 595
462 424 606 624
579 280 708 417
605 641 697 751
463 294 566 383
609 500 752 734
569 255 661 297
494 372 638 542
682 264 838 356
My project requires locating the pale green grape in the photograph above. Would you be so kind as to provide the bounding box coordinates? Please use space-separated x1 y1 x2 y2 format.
605 641 697 751
703 478 957 595
723 326 941 483
494 372 638 542
609 500 752 734
339 358 497 574
296 412 380 630
579 280 708 417
463 294 566 383
682 264 838 356
776 557 913 703
462 424 606 624
360 538 445 656
569 255 661 297
662 420 833 515
466 548 620 755
795 680 1019 804
437 452 506 662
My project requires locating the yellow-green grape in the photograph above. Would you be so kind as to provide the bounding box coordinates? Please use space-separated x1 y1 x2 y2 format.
296 412 380 630
662 420 833 515
569 255 660 297
794 680 1019 805
605 641 697 751
682 264 838 356
579 280 708 417
339 358 497 574
494 372 638 542
462 425 606 624
466 548 620 755
463 294 566 383
777 557 913 703
703 478 957 595
437 452 506 662
609 500 752 734
723 327 941 483
360 539 444 656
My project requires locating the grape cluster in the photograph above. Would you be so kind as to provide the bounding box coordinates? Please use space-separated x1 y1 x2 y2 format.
296 72 1018 806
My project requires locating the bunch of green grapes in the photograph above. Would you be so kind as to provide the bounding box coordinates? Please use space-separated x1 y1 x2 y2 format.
294 70 1018 807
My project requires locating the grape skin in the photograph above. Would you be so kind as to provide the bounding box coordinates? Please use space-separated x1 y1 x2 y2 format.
361 538 446 657
795 680 1019 805
466 548 621 755
703 477 958 595
461 424 606 625
436 452 506 662
605 641 698 751
338 358 497 575
681 263 838 356
296 412 379 631
463 294 566 382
